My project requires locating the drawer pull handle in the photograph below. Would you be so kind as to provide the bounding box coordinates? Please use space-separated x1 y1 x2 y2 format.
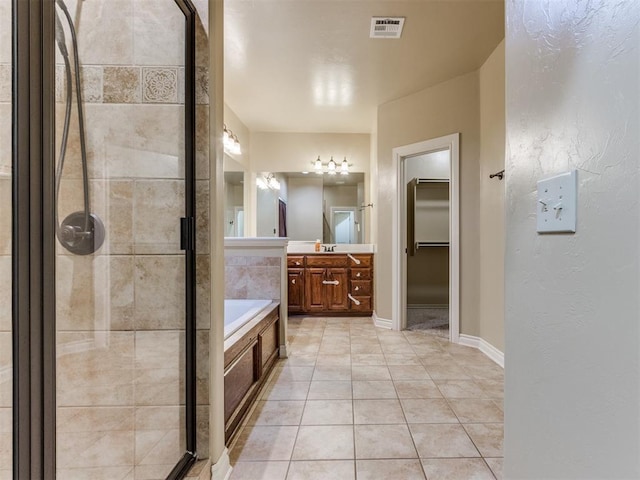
295 261 301 265
322 280 340 285
355 286 360 291
347 253 361 265
292 279 296 284
348 294 361 305
356 272 361 277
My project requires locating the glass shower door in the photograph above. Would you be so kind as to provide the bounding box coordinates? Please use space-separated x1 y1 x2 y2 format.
53 1 195 478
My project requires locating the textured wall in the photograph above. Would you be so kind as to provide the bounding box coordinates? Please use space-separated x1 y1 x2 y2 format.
376 71 481 337
479 41 505 352
504 1 640 478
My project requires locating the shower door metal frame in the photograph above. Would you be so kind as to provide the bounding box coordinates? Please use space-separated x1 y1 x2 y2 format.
12 0 199 478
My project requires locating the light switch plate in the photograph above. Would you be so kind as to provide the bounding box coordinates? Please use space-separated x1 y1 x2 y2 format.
537 170 577 233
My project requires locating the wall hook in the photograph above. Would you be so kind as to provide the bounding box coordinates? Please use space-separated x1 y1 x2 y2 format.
489 169 505 180
359 203 374 211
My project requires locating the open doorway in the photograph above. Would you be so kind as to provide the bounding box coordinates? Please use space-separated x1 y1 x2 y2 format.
392 133 460 342
330 207 358 244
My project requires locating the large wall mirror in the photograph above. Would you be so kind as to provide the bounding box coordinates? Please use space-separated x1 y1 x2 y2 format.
224 154 245 237
256 172 365 244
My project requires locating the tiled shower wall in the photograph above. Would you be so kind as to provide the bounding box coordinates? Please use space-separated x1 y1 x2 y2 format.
224 256 282 301
0 0 211 479
0 0 11 478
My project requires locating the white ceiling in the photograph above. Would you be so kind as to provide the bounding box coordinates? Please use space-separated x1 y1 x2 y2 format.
224 0 504 134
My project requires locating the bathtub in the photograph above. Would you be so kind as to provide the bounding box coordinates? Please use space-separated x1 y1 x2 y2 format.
224 299 273 340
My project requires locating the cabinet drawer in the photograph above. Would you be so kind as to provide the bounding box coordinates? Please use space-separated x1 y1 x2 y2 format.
287 256 305 267
350 280 371 296
348 254 372 267
348 295 372 312
350 268 371 280
306 255 348 267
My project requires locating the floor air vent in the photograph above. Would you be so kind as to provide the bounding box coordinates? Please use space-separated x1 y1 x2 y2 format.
370 17 405 39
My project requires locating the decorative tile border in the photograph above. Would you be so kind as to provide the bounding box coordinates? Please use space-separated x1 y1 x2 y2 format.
142 67 178 104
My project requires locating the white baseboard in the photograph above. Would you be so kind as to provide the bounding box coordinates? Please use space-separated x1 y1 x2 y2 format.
458 334 504 368
372 311 392 330
211 448 232 480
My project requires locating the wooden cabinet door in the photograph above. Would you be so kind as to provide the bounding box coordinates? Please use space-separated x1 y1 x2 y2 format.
304 268 326 312
326 268 349 311
287 268 305 313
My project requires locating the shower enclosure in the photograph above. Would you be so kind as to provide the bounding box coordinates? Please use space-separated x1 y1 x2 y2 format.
6 0 208 478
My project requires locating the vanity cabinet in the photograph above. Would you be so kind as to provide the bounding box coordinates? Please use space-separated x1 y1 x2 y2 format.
287 268 305 313
287 253 373 315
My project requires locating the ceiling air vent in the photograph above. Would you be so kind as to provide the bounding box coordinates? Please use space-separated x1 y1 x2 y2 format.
370 17 405 39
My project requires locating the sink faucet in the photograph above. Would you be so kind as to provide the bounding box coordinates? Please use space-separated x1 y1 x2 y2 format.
323 244 336 252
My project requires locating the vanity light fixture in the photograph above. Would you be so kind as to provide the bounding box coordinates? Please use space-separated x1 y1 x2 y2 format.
312 156 352 175
223 124 242 155
257 173 280 191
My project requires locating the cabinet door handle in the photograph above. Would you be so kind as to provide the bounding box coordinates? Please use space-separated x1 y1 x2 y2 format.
347 253 361 265
322 280 339 285
348 294 361 305
292 279 296 284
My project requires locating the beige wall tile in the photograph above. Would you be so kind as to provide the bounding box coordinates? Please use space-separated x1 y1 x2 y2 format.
133 0 185 66
0 65 9 103
195 67 209 105
196 329 210 405
0 256 10 330
0 104 10 177
196 181 210 253
76 0 134 65
57 406 133 433
196 255 211 329
134 255 184 330
0 0 10 63
57 331 134 406
56 466 133 480
0 333 9 408
195 106 209 180
56 255 134 331
134 180 184 254
57 430 134 469
135 331 182 406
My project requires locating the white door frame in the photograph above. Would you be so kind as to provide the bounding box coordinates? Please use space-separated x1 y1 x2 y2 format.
392 133 460 343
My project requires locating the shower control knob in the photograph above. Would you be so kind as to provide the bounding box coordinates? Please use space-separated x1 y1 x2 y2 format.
57 211 105 255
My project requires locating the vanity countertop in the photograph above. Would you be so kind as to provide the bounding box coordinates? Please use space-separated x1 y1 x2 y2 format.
287 243 376 254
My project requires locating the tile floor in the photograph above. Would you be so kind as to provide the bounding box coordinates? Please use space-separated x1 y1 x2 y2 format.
229 316 503 480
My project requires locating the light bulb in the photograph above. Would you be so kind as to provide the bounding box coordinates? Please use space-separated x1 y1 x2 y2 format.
340 157 349 175
327 157 336 175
